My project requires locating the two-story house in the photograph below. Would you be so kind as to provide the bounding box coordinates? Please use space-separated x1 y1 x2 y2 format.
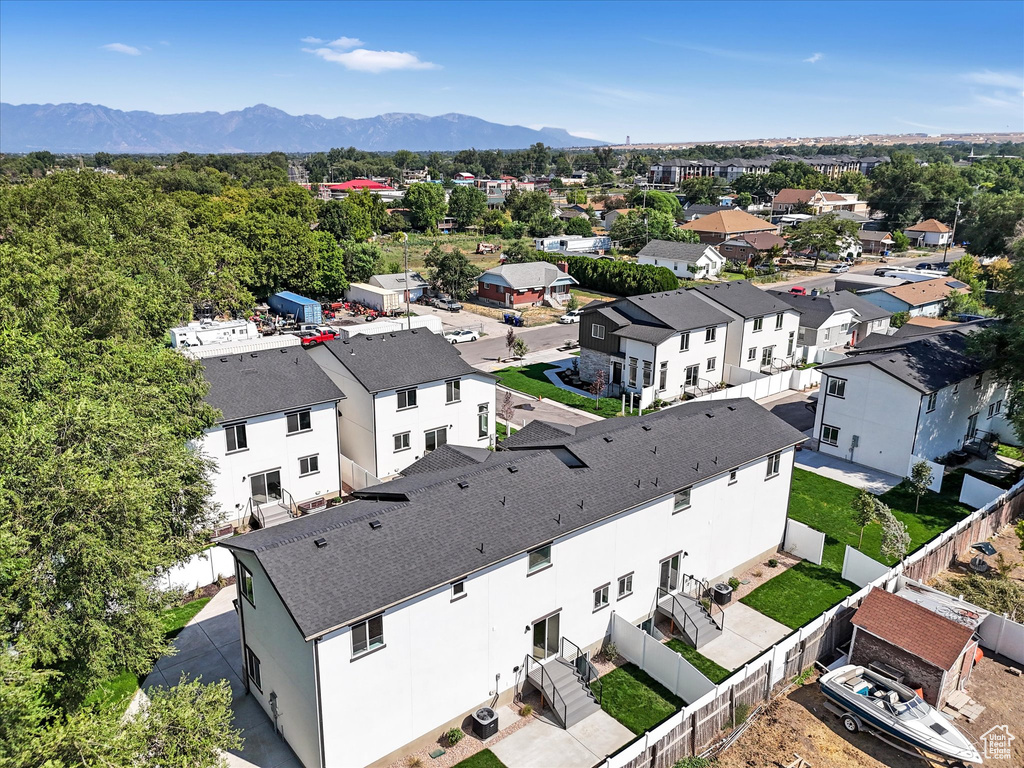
307 330 496 480
578 290 732 403
219 399 805 768
690 281 801 373
812 324 1011 476
769 289 892 354
199 345 345 532
636 240 726 280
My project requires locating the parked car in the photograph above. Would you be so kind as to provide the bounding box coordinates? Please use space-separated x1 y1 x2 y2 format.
436 298 462 312
917 262 936 271
298 329 337 347
789 286 807 296
874 267 893 276
559 309 583 324
829 264 850 273
444 329 479 344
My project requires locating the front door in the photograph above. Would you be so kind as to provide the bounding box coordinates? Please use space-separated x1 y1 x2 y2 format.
966 413 979 442
532 612 560 660
659 554 680 592
611 361 622 385
250 469 282 504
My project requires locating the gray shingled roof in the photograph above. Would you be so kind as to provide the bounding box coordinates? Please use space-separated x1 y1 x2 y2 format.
478 262 579 290
636 240 721 262
583 290 732 345
201 346 345 423
691 281 796 318
400 444 493 476
768 290 890 329
315 329 486 394
221 398 805 639
370 271 430 292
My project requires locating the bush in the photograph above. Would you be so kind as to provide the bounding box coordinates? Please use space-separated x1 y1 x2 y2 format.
532 252 677 295
446 727 464 746
502 221 528 239
728 577 741 590
602 641 618 662
673 757 716 768
408 758 423 768
767 558 779 568
519 704 533 717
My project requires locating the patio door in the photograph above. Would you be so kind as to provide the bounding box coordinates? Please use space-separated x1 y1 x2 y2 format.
532 612 560 660
966 412 979 442
250 469 281 504
659 554 680 593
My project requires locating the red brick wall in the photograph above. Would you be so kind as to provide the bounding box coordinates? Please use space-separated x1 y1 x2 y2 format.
477 281 545 306
512 287 545 306
478 281 507 303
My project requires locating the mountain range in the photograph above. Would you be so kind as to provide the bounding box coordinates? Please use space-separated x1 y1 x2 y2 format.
0 103 604 153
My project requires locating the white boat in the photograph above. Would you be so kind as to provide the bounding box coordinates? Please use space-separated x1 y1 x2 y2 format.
819 664 981 765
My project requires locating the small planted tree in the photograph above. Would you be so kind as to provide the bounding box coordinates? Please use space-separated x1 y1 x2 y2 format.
878 504 912 561
505 327 516 362
907 460 934 517
566 292 581 311
853 488 879 550
512 337 529 359
589 369 606 406
499 390 515 435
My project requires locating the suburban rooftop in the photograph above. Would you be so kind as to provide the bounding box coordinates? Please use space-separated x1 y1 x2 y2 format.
584 289 733 344
691 280 797 318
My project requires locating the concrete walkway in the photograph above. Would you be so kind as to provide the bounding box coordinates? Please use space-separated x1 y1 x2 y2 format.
139 588 300 768
698 602 792 670
795 449 903 493
499 387 604 430
490 710 633 768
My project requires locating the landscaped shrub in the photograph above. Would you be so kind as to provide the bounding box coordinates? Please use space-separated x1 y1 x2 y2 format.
602 641 618 662
446 727 465 746
730 702 751 727
767 558 779 568
532 252 677 295
728 577 741 590
519 704 533 717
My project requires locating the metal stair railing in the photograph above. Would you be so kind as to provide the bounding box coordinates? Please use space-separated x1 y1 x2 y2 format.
245 498 266 530
680 573 725 633
522 655 568 727
280 487 300 518
658 586 704 648
560 637 602 705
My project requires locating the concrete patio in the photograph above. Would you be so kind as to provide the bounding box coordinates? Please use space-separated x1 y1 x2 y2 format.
490 709 634 768
795 449 903 493
696 602 792 670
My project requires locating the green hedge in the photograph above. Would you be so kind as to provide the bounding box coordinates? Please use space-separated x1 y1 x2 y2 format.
533 252 677 296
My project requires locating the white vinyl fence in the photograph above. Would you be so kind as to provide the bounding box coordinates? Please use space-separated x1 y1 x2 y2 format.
609 613 715 704
978 613 1024 664
841 545 889 588
342 456 380 491
783 519 825 565
157 545 235 591
960 474 1004 509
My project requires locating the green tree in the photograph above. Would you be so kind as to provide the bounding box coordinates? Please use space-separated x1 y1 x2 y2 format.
962 191 1024 258
868 151 928 229
343 188 390 233
891 230 910 252
403 183 448 231
610 210 696 251
907 461 934 518
447 185 487 230
320 198 373 243
627 188 684 219
506 189 554 222
479 209 508 235
787 212 862 267
512 337 530 358
852 489 879 550
502 239 536 263
677 176 723 206
890 310 910 328
565 216 594 236
424 244 480 300
527 214 563 238
310 231 350 297
566 293 581 311
342 241 383 283
946 254 978 284
878 504 912 561
836 170 870 197
735 192 753 208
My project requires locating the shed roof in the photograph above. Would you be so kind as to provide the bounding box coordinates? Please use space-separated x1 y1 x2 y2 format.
636 240 722 263
883 279 969 307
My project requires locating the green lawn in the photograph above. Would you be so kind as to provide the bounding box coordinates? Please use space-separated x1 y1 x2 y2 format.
665 639 731 683
997 443 1024 462
161 596 211 638
495 422 516 440
595 663 683 734
741 468 974 629
452 750 507 768
494 364 623 418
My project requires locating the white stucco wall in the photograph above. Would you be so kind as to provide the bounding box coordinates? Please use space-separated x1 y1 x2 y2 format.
638 251 724 279
307 345 378 474
201 401 341 525
734 311 800 372
913 372 1009 462
618 324 728 399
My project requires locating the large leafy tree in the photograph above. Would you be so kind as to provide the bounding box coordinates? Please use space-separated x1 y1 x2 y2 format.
447 185 487 229
565 216 594 236
505 189 554 222
868 151 930 229
787 212 862 266
610 210 697 251
424 244 480 299
403 183 448 231
962 191 1024 258
319 197 373 243
627 188 684 219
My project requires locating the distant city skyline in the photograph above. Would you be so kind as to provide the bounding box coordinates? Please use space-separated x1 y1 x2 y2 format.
1 0 1022 144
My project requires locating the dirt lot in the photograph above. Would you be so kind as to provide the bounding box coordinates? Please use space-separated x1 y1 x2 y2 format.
717 655 1024 768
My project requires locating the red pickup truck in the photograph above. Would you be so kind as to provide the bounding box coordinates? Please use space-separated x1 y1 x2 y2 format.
298 329 338 347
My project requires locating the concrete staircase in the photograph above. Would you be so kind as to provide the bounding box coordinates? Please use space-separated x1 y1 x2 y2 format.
526 658 600 728
657 591 723 649
253 501 293 529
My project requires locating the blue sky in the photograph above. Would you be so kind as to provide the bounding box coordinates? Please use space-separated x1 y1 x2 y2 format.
1 0 1022 143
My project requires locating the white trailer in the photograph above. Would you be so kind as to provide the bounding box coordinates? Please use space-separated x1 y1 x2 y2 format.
345 283 402 314
169 319 260 348
336 315 443 339
178 334 301 359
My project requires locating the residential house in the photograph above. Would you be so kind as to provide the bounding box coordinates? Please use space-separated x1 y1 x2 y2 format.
321 179 403 203
858 230 895 255
678 209 779 246
768 289 892 355
717 232 788 265
636 240 726 279
306 330 497 480
680 203 733 222
905 219 953 247
578 289 732 402
477 261 579 308
369 271 430 303
859 277 970 319
812 323 1010 475
771 189 868 218
219 399 805 768
690 281 801 372
198 346 345 532
849 588 978 708
602 208 632 230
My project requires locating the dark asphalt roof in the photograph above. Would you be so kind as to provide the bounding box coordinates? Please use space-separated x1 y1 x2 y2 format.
768 290 891 329
316 329 485 394
584 290 732 345
221 398 805 639
400 444 494 476
201 346 345 423
691 281 796 318
637 240 722 262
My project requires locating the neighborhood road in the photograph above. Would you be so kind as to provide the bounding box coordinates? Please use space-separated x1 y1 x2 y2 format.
458 323 579 368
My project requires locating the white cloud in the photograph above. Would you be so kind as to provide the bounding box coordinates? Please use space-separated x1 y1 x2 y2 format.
301 36 325 44
961 69 1024 89
803 52 823 64
974 92 1022 109
327 36 364 49
304 46 438 73
101 42 141 56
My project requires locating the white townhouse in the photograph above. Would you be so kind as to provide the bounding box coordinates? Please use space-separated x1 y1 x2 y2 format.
812 324 1012 476
690 281 801 373
198 345 345 532
578 289 731 404
768 289 892 358
220 399 805 768
307 329 497 480
636 239 726 280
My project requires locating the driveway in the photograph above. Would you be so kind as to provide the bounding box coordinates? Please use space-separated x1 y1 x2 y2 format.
500 388 604 430
461 323 579 368
765 391 818 433
490 710 633 768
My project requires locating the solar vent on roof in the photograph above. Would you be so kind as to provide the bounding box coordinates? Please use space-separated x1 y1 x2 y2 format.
641 425 652 431
727 406 736 411
369 520 382 530
706 412 715 418
508 466 519 473
458 481 470 489
314 537 328 548
604 436 614 443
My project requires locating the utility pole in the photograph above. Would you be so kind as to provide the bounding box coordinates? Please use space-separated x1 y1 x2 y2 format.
403 232 411 330
943 198 962 264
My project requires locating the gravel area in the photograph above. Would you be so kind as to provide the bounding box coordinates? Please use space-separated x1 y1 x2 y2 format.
730 550 803 602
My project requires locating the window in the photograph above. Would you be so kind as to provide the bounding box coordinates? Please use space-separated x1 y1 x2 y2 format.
617 573 633 599
394 432 410 452
239 563 254 606
591 324 605 340
827 378 846 398
451 579 466 601
705 326 717 343
761 346 775 367
351 615 385 658
707 357 716 372
628 357 638 388
478 403 489 438
673 487 692 512
684 364 699 387
747 347 757 361
996 399 1003 414
788 331 795 356
821 424 840 446
445 378 461 404
424 427 447 452
527 544 552 574
299 454 319 476
766 452 781 478
679 332 690 352
397 387 417 410
974 374 984 389
823 327 832 343
953 383 960 394
659 361 668 391
753 316 764 332
245 646 262 690
776 312 784 329
286 410 311 434
593 584 610 612
988 403 996 419
926 393 937 412
642 360 653 387
729 468 738 484
225 422 247 453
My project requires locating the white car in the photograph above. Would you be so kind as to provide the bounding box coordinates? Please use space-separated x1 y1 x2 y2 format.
559 309 583 324
444 329 480 344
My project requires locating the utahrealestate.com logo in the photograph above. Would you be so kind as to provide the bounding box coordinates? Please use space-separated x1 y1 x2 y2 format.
981 725 1015 760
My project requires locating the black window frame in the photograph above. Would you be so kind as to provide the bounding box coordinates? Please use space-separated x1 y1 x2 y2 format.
827 378 847 398
239 562 255 606
245 645 262 691
225 422 248 453
821 424 840 446
705 326 717 343
424 426 448 453
775 312 784 330
394 431 411 452
397 387 418 410
765 451 781 478
298 454 320 477
679 331 690 352
451 579 466 602
286 409 312 435
926 392 937 413
753 316 764 333
445 378 461 404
